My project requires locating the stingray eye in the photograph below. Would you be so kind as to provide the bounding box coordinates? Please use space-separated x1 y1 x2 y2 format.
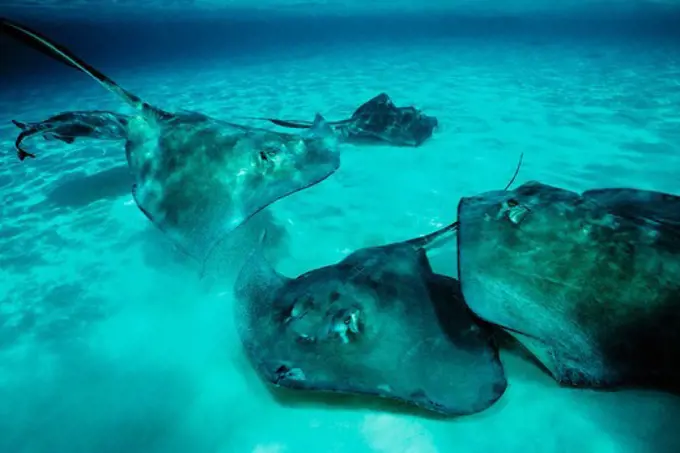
344 309 362 334
259 145 280 163
504 200 530 225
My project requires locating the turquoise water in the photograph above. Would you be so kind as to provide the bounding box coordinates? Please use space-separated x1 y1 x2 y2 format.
2 9 680 453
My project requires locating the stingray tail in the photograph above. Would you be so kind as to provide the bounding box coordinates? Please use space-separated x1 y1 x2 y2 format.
234 116 353 129
503 152 524 191
1 18 169 120
12 123 71 161
405 221 459 251
14 130 37 161
407 152 525 251
11 119 28 130
17 149 36 161
263 118 314 129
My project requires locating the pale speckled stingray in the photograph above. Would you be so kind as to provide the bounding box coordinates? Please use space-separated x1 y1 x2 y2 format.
2 18 340 264
457 181 680 393
233 223 507 416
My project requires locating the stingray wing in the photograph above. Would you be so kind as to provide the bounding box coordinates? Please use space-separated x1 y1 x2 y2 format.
351 92 393 118
584 188 680 229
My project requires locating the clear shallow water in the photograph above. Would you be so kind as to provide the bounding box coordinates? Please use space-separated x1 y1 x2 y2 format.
1 18 680 453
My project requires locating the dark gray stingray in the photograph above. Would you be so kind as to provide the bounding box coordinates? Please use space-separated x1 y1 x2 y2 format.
231 157 525 416
2 18 340 265
243 93 438 147
233 222 507 416
11 111 130 161
456 181 680 393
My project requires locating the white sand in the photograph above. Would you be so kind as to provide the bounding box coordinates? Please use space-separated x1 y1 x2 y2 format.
1 37 680 452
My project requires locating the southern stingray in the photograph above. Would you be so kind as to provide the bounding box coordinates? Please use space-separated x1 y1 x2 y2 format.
456 181 680 393
233 225 506 416
232 155 523 416
243 93 438 147
11 110 130 161
2 18 340 265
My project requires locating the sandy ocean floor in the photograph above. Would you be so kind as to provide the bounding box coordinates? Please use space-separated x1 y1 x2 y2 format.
1 36 680 453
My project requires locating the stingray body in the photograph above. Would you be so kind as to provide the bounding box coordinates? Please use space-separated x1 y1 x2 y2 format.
11 110 130 160
456 181 680 392
234 222 507 416
2 18 340 264
126 110 339 263
247 93 438 147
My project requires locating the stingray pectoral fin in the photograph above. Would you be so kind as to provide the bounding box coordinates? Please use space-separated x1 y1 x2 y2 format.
57 136 76 144
584 188 680 226
131 184 156 223
1 18 169 120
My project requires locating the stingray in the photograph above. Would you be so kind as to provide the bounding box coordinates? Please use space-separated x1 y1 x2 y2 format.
456 181 680 393
233 225 506 416
2 18 340 265
243 93 438 147
11 110 131 161
232 155 523 416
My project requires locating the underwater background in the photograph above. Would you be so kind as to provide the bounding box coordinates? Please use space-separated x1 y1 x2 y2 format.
1 1 680 452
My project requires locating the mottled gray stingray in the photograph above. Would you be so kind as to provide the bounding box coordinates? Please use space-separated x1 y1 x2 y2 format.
456 181 680 393
11 110 130 161
241 93 438 147
234 223 507 416
2 18 340 264
232 157 524 416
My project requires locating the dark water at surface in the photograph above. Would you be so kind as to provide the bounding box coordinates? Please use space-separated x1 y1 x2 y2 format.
2 6 680 84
